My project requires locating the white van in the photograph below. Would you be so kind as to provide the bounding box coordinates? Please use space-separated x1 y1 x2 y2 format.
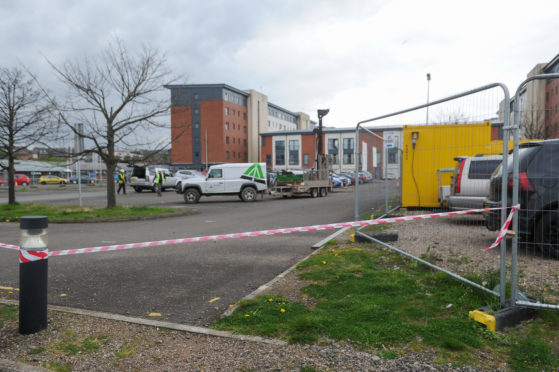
176 163 268 203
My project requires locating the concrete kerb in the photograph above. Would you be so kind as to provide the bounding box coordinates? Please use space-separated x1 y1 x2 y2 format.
0 298 285 347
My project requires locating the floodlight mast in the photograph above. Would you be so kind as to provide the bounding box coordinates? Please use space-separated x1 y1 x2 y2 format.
316 109 329 171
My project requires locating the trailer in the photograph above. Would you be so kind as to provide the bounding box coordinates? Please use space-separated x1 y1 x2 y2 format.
270 155 332 198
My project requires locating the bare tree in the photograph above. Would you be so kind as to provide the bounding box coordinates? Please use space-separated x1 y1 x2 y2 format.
521 106 550 139
47 38 179 208
0 67 51 204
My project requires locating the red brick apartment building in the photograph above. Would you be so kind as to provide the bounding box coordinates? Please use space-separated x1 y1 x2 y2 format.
165 84 310 170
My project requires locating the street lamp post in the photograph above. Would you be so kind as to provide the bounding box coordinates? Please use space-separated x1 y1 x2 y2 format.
426 73 431 124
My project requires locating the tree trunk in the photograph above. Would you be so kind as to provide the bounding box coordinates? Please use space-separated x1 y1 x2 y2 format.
7 154 15 205
106 162 117 208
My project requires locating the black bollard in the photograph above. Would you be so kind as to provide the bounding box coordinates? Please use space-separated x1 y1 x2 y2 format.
19 216 48 335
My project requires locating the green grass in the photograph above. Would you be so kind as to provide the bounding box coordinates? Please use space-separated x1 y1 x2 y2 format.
213 244 559 370
0 202 184 222
44 362 71 372
0 304 17 326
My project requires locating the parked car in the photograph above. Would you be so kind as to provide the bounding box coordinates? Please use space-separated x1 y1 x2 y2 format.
359 170 374 182
71 174 94 184
0 174 31 186
174 169 206 192
444 154 502 210
484 140 559 258
130 165 178 192
329 175 343 187
38 175 68 184
339 172 356 185
333 173 351 187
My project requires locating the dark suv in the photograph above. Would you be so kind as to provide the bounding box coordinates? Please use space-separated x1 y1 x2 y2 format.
484 139 559 258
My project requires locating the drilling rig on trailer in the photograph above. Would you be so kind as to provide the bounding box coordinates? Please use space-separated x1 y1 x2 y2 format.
270 109 333 198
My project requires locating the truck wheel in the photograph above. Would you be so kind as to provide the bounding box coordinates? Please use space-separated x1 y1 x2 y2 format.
241 186 257 202
310 188 318 198
319 187 327 197
134 187 142 193
184 188 200 204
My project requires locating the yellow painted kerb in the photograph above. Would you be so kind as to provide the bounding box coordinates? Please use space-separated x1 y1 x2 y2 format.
469 309 496 332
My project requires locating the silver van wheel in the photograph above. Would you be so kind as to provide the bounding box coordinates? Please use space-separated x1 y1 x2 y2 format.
184 188 200 204
241 187 257 202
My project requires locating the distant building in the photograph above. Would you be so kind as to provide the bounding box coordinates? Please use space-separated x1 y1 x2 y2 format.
165 84 310 170
498 53 559 139
260 127 394 177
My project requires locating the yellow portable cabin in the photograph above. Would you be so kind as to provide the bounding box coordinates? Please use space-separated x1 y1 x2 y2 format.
401 122 507 208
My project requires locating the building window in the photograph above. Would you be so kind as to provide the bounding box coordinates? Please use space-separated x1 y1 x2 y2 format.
244 139 247 147
194 108 199 115
232 109 235 116
194 93 199 100
289 140 299 166
226 151 229 160
233 152 236 159
244 126 247 133
266 154 271 166
262 137 266 146
225 122 229 130
275 140 285 166
225 107 229 116
194 137 200 144
243 113 247 120
387 148 398 164
328 139 339 164
244 152 247 161
303 154 309 165
343 138 354 165
233 138 235 144
225 136 229 145
194 122 199 129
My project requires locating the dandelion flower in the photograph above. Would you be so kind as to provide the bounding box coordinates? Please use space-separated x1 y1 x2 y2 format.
229 304 234 307
322 261 327 265
268 298 273 302
244 314 250 317
280 308 286 313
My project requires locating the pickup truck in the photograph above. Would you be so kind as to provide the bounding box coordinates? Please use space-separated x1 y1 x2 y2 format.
130 165 178 193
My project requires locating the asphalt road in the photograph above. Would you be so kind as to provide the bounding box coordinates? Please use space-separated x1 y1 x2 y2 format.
0 181 396 326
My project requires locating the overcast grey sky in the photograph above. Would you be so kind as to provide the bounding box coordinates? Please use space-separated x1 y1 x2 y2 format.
2 0 558 128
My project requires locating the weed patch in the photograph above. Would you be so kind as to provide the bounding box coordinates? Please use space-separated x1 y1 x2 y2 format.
213 244 559 370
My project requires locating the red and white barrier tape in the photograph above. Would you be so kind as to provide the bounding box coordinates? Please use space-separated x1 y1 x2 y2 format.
483 204 519 251
19 249 49 263
0 243 19 250
0 206 512 257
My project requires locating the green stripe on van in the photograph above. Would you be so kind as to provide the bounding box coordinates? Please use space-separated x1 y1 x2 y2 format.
243 163 264 180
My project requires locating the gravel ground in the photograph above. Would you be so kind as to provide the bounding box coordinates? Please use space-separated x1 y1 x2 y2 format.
3 208 555 371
